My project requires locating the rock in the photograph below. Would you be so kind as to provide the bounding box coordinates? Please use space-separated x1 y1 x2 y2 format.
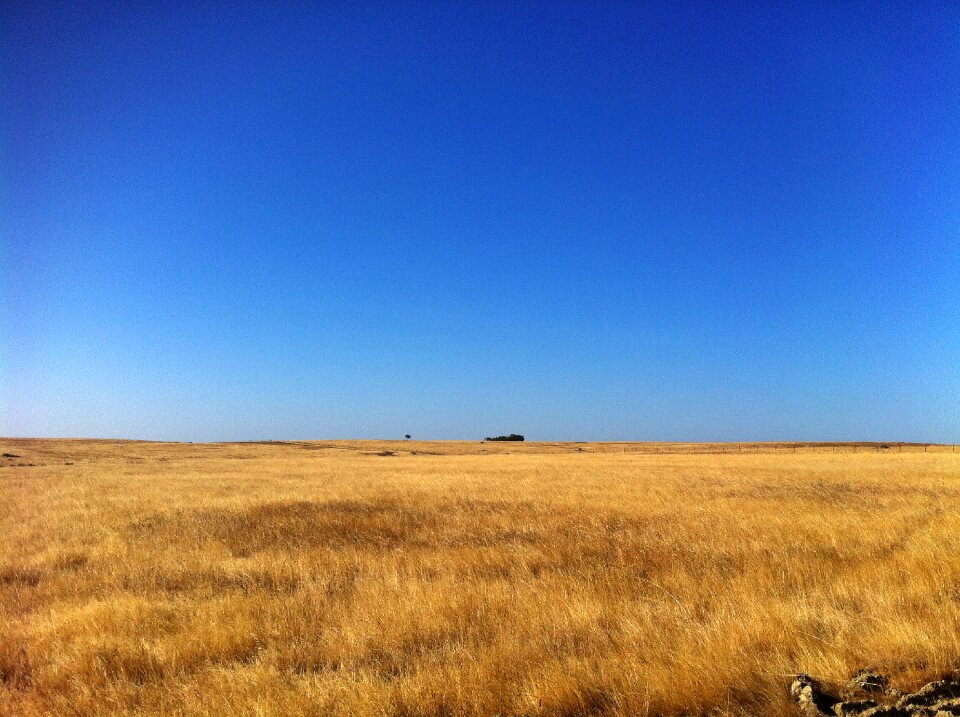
931 697 960 715
797 686 825 717
898 681 960 710
834 700 879 716
792 674 838 717
793 675 819 700
848 671 890 695
794 671 960 717
858 706 911 717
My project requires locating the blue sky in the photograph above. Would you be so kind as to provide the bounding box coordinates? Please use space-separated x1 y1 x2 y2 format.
2 1 958 442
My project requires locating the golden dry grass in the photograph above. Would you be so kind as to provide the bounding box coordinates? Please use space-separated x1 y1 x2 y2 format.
2 439 959 717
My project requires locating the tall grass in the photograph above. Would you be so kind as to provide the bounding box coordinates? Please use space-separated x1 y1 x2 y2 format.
2 439 959 716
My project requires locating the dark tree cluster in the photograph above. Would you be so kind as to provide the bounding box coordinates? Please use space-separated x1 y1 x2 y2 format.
484 434 525 442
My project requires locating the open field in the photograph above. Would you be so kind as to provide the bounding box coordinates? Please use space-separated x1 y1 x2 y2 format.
2 439 960 717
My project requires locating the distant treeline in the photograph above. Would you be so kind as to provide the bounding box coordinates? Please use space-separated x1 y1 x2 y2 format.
484 434 525 442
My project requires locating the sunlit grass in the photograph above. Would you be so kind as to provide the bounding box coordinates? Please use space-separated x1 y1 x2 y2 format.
2 439 959 716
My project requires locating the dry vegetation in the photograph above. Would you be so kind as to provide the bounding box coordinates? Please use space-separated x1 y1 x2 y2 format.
2 439 959 717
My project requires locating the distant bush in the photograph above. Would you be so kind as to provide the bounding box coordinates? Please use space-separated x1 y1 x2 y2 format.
484 434 524 442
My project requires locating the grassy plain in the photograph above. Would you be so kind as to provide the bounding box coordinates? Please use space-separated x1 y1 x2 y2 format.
2 439 959 717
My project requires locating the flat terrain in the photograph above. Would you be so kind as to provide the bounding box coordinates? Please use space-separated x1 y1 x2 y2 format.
2 439 959 717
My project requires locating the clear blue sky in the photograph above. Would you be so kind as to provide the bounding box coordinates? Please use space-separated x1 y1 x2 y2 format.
2 2 958 442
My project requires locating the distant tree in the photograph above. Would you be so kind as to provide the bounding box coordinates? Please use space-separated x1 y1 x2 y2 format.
404 434 411 440
484 434 525 442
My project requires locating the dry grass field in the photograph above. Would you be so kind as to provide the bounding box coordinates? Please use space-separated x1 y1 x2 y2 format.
2 439 959 717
